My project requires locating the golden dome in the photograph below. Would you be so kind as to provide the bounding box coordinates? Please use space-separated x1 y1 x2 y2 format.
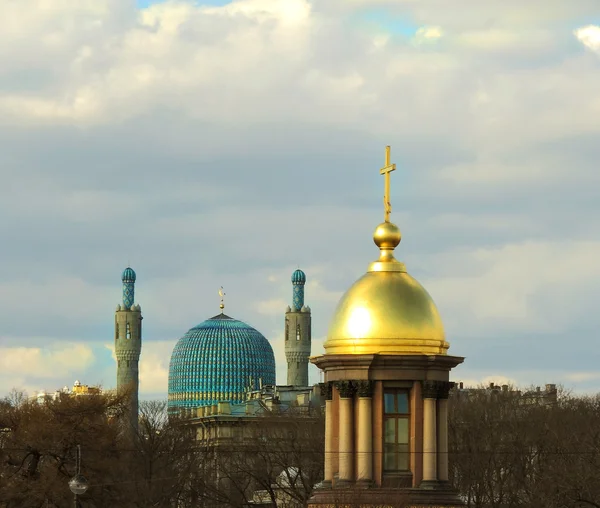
324 221 448 355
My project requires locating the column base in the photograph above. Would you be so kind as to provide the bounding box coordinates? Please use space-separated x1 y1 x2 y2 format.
333 478 355 489
419 479 452 490
307 486 465 507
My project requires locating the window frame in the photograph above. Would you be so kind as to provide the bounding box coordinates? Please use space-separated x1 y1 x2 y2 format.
383 388 411 472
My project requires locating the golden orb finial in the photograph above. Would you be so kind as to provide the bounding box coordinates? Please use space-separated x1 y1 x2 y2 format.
322 145 448 356
372 221 402 265
218 286 225 311
368 146 405 272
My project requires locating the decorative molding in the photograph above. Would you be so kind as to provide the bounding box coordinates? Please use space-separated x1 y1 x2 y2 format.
437 381 454 400
335 380 356 398
115 351 141 361
319 382 333 400
355 380 374 398
421 380 441 399
421 380 455 399
285 351 311 362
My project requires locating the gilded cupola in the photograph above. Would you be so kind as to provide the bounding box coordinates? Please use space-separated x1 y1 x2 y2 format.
324 146 449 356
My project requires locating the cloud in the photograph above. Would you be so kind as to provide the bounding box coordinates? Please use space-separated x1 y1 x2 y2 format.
424 240 600 338
138 341 175 395
0 343 93 378
412 25 443 45
565 372 600 383
575 25 600 54
0 343 95 396
0 0 599 398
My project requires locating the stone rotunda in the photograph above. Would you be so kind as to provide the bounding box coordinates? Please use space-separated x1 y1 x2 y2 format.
309 146 465 507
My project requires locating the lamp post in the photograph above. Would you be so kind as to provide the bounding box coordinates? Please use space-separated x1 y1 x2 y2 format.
68 445 88 508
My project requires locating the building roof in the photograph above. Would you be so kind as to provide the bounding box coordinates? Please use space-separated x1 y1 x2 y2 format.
291 269 306 285
323 148 448 356
121 267 136 283
168 313 276 411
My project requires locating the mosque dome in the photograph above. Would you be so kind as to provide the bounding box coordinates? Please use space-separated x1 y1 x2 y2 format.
122 267 136 283
291 269 306 285
168 313 276 411
324 221 448 356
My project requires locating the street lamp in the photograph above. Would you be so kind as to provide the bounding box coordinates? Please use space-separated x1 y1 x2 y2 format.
68 445 88 507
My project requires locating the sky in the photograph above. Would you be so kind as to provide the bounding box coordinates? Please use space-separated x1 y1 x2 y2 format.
1 0 599 400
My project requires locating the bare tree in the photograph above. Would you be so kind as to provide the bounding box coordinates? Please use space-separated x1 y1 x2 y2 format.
449 385 600 508
125 400 204 507
0 391 205 507
191 408 324 507
0 388 129 507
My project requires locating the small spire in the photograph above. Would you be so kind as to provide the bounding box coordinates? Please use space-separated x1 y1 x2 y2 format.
121 267 137 309
380 145 397 223
218 286 226 311
291 269 306 310
368 146 405 274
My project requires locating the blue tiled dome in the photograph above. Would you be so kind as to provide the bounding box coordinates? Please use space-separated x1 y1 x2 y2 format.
291 269 306 285
168 314 276 411
122 267 136 283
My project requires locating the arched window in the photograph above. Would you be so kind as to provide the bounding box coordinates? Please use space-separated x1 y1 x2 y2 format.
126 323 131 340
296 324 301 341
115 323 119 340
285 320 289 341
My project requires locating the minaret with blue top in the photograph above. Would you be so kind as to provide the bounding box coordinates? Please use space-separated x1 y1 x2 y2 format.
284 269 312 386
115 267 142 431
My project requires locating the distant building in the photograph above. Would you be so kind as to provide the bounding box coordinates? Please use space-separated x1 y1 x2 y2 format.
31 380 101 404
453 381 558 406
182 383 322 507
168 271 320 506
71 379 102 397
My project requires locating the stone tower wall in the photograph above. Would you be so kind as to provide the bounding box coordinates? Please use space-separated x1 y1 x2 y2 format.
115 307 142 427
284 309 311 386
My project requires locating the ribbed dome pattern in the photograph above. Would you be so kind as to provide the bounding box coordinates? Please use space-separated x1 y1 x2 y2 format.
122 267 136 282
168 314 276 411
291 269 306 284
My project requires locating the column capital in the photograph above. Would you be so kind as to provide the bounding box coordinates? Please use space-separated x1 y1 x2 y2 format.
437 381 455 400
422 380 455 399
422 380 439 399
355 380 374 398
335 380 356 399
320 382 333 400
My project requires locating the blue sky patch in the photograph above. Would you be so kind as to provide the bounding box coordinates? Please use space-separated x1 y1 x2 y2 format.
352 8 418 38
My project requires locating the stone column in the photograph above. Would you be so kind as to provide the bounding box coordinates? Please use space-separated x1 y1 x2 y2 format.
335 381 355 483
421 381 438 486
437 382 453 483
356 381 373 483
321 383 334 485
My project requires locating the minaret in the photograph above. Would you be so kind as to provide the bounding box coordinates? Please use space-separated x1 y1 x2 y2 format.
115 267 142 431
284 269 311 386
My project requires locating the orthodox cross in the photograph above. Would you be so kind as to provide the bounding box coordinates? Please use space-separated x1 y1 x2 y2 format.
219 287 226 311
380 145 396 222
